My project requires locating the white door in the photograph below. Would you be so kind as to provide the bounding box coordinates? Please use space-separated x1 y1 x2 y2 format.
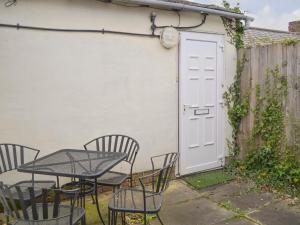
179 32 225 175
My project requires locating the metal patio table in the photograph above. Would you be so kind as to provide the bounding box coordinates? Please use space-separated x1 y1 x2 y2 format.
18 149 127 225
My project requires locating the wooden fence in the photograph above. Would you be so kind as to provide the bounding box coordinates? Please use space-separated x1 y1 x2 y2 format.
237 44 300 158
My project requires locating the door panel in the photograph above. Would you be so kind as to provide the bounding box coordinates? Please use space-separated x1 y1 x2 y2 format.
179 32 224 175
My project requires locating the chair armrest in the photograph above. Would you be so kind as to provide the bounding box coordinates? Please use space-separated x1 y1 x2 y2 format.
138 169 162 193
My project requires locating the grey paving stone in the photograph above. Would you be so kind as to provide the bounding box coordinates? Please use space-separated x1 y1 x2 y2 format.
151 198 235 225
214 217 257 225
250 202 300 225
228 191 274 211
164 180 203 205
99 179 299 225
201 181 253 202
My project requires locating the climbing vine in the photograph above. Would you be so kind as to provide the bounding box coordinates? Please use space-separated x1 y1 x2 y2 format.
243 67 300 196
250 67 288 152
221 1 245 49
223 54 300 197
223 55 249 162
223 64 300 197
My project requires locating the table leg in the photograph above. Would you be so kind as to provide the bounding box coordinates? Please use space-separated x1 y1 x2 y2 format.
80 179 83 208
95 178 106 225
83 179 86 208
56 176 60 188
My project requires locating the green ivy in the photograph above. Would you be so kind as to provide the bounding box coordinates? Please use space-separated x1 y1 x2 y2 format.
250 67 287 150
281 38 300 46
222 1 245 49
223 54 249 162
224 54 300 196
243 67 300 196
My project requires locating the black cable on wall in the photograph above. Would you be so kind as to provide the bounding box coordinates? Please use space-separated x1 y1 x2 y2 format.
0 23 160 38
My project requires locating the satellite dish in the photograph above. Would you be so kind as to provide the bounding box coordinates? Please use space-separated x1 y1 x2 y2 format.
160 27 179 49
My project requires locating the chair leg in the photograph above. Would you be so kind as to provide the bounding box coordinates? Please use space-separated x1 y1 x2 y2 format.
110 209 115 225
6 215 9 225
83 183 86 208
115 210 118 225
94 181 106 225
108 208 111 225
77 195 80 207
130 177 133 187
121 212 126 225
111 210 118 225
156 213 164 225
56 176 60 188
144 213 147 225
110 209 113 225
81 215 87 225
91 193 96 204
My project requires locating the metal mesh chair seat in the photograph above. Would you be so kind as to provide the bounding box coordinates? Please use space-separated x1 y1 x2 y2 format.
12 204 85 225
95 171 129 186
7 180 56 201
108 188 163 213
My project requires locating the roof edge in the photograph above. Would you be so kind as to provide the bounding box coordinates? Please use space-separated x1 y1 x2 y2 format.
247 26 293 34
122 0 254 21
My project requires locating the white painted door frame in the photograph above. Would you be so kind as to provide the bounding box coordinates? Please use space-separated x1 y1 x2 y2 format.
178 31 225 176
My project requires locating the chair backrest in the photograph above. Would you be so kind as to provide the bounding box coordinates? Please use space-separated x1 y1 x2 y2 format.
84 134 139 165
0 183 79 225
139 152 179 194
0 144 40 175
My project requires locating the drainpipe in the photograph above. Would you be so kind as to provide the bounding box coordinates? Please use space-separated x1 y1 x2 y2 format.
125 0 254 22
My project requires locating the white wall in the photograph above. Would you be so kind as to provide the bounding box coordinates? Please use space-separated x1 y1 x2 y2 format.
0 0 236 179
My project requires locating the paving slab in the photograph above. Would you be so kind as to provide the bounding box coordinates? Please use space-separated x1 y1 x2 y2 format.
201 181 254 202
164 180 203 205
151 197 235 225
214 217 257 225
249 201 300 225
227 191 274 211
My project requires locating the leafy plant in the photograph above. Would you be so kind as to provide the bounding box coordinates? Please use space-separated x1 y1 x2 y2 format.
243 67 300 196
125 213 156 225
223 54 249 162
222 1 245 49
219 200 246 216
250 67 287 150
281 38 300 46
224 53 300 197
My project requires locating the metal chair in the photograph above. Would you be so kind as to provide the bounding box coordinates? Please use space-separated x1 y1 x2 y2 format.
84 135 140 190
107 152 179 225
0 183 86 225
0 144 56 198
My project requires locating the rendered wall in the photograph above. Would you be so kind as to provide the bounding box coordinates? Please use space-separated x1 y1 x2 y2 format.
0 0 236 183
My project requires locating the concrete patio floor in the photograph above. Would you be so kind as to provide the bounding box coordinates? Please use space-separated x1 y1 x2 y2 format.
1 179 299 225
150 180 300 225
